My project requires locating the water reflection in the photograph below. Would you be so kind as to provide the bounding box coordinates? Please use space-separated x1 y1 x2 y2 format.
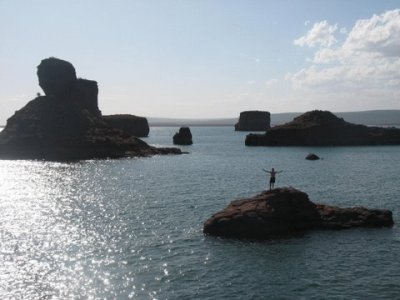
0 160 132 298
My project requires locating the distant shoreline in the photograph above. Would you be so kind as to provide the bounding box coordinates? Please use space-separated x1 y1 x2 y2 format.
2 109 399 128
148 110 400 127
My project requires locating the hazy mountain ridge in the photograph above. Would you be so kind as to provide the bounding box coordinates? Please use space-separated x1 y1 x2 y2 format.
148 110 400 127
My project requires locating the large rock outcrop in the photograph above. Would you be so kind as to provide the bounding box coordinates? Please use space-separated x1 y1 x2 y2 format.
246 110 400 146
0 57 181 160
102 114 149 137
173 127 193 145
235 111 270 131
203 187 393 239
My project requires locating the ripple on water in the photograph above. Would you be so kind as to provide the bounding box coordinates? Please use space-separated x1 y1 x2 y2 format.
1 128 400 299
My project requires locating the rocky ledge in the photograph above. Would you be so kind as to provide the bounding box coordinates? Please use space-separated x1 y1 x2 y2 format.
203 187 393 239
0 57 181 161
246 110 400 146
102 114 150 137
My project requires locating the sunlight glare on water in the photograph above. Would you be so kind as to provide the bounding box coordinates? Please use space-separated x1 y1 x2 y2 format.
1 127 400 299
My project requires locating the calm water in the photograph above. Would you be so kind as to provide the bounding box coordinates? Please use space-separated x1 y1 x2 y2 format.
1 126 400 299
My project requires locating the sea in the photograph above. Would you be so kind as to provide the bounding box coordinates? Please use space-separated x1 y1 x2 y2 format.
1 126 400 299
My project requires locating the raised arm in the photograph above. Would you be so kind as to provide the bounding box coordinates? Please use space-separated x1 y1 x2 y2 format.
262 169 271 173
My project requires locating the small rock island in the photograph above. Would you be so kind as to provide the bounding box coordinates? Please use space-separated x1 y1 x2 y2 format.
306 153 320 160
246 110 400 146
0 57 181 160
173 127 193 145
235 110 271 131
203 187 393 239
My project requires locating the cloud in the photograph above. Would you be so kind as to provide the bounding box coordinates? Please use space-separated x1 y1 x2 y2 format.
294 20 338 48
287 9 400 101
343 9 400 57
265 78 278 87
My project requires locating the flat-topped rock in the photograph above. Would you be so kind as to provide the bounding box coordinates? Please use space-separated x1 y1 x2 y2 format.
0 57 181 161
203 187 393 239
246 110 400 146
102 114 150 137
235 110 270 131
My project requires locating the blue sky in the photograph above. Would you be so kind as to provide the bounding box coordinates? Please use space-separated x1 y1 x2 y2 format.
1 0 399 124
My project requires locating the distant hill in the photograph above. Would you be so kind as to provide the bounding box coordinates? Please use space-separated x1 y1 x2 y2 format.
148 110 400 127
147 117 236 127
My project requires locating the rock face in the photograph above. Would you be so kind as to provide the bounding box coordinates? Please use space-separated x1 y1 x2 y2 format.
0 57 181 160
173 127 193 145
203 187 393 239
102 114 150 137
306 153 320 160
246 110 400 146
235 111 270 131
37 58 101 116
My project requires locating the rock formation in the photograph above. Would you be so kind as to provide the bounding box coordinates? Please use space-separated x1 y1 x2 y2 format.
306 153 320 160
246 110 400 146
173 127 193 145
0 57 181 160
102 114 149 137
203 187 393 239
37 57 101 116
235 111 270 131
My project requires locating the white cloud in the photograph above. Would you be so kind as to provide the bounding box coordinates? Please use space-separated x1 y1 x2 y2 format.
294 20 338 48
288 9 400 103
343 9 400 57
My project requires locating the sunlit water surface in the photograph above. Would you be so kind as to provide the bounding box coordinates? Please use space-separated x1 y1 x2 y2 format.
1 127 400 299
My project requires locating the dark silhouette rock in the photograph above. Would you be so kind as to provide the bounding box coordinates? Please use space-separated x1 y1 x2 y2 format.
0 57 181 161
37 57 77 97
37 57 101 116
173 127 193 145
203 187 393 239
306 153 320 160
246 110 400 146
102 114 149 137
235 110 270 131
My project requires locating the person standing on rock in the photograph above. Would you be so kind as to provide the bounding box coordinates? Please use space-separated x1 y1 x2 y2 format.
263 168 282 190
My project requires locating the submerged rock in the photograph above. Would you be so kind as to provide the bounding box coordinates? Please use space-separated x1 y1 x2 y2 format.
203 187 393 239
246 110 400 146
173 127 193 145
306 153 320 160
235 110 271 131
0 57 181 160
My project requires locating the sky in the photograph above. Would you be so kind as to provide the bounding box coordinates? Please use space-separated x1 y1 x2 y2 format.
0 0 399 124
